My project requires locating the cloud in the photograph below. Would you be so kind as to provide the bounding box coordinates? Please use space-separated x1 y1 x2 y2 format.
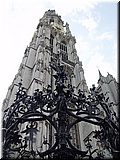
76 36 90 58
76 34 101 65
43 0 98 16
96 31 113 40
80 16 97 32
74 9 101 39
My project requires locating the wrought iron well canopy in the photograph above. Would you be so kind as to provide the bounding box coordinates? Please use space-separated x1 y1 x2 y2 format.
2 53 119 159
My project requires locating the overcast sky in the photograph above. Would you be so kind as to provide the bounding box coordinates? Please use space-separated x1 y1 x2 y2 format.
0 0 118 157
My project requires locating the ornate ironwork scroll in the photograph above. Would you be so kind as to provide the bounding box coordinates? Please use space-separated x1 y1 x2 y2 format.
2 56 119 159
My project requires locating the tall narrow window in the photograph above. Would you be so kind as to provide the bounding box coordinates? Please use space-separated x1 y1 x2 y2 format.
50 34 54 52
60 41 67 53
60 41 68 60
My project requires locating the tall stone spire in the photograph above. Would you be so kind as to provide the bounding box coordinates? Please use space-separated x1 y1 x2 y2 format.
2 9 89 157
98 69 103 78
2 10 119 159
97 69 106 85
2 10 88 112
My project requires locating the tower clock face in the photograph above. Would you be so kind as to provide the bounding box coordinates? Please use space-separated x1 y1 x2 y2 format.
51 22 64 32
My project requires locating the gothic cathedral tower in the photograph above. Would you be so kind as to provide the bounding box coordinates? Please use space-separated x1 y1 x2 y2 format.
2 10 118 159
2 10 88 111
2 10 89 159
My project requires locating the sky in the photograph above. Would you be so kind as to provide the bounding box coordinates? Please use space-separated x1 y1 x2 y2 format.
0 0 118 157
